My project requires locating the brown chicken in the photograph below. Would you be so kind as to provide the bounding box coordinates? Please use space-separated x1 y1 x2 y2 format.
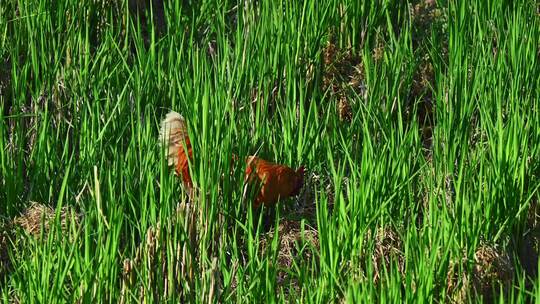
159 111 304 207
244 156 304 208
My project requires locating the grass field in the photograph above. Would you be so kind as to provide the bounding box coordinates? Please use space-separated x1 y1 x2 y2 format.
1 0 539 302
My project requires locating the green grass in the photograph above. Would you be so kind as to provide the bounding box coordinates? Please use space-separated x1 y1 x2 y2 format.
1 0 539 302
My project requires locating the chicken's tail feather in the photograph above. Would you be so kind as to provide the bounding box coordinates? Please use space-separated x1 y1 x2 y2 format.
159 111 189 167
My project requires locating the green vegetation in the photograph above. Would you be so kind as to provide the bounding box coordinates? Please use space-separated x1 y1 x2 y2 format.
1 0 539 302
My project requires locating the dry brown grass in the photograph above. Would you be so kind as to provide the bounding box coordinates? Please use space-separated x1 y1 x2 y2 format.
12 202 79 238
120 200 201 303
446 243 514 303
472 245 514 299
446 258 470 304
371 227 405 283
342 227 406 286
259 219 319 292
372 42 385 63
338 95 353 122
410 0 446 45
1 201 79 283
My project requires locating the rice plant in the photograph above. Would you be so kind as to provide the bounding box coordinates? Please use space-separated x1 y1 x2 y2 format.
0 0 539 302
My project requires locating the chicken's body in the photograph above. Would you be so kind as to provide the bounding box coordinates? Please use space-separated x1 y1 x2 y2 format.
159 111 304 207
245 156 304 208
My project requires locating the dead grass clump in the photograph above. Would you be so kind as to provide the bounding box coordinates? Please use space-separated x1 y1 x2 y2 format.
472 245 514 299
371 227 405 283
260 220 319 290
446 257 470 304
446 244 514 303
13 202 79 238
